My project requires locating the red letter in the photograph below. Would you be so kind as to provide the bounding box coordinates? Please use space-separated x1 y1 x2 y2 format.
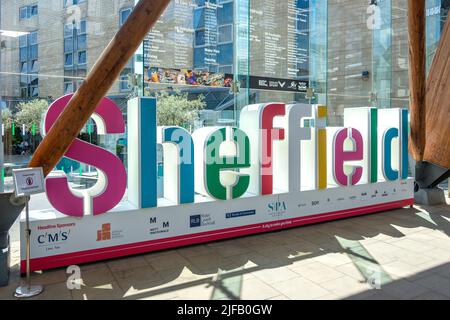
261 103 285 195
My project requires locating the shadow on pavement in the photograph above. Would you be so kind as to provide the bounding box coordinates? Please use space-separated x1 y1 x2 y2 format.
1 201 449 300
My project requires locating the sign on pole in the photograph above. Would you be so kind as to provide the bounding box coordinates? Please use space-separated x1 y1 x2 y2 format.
12 167 45 298
13 168 45 197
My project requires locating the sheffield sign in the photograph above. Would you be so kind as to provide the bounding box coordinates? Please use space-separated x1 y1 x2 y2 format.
20 95 413 272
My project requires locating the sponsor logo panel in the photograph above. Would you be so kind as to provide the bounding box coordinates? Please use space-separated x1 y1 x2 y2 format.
189 214 215 228
267 200 287 218
149 217 171 235
35 223 75 252
225 210 256 219
96 223 124 242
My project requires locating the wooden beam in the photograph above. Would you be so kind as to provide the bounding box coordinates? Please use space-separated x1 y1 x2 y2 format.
407 0 426 162
424 17 450 169
28 0 170 176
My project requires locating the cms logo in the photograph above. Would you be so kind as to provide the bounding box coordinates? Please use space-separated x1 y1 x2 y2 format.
38 231 70 244
268 201 287 213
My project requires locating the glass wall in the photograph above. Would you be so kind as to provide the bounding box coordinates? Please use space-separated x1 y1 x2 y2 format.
426 0 450 72
1 0 135 193
372 0 392 110
1 0 449 195
137 0 325 126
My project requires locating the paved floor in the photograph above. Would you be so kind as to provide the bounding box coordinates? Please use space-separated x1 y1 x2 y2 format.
1 196 450 300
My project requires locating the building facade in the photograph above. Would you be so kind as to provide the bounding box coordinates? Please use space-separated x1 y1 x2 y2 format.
0 0 135 105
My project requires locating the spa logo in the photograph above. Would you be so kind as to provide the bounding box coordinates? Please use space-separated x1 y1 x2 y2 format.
267 201 287 217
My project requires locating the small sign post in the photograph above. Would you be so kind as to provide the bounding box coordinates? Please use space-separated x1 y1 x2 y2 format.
12 167 45 298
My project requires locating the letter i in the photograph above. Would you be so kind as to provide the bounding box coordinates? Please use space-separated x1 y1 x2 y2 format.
370 108 378 183
127 97 157 208
316 105 327 190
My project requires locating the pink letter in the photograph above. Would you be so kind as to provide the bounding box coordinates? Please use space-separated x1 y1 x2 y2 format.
44 94 127 217
333 128 363 186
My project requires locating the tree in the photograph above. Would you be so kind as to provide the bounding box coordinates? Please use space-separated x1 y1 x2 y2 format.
1 108 14 154
15 99 49 134
155 91 206 128
1 108 13 128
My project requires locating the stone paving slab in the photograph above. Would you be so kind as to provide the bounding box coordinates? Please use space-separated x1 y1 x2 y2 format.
1 197 450 300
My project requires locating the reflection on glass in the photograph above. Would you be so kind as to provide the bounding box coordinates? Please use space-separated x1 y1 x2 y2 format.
426 0 450 72
372 0 392 109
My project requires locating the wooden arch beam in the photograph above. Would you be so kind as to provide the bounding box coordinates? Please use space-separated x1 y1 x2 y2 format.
424 17 450 169
28 0 171 176
407 0 426 163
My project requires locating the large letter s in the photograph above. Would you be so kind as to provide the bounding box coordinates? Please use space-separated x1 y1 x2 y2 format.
44 94 127 217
